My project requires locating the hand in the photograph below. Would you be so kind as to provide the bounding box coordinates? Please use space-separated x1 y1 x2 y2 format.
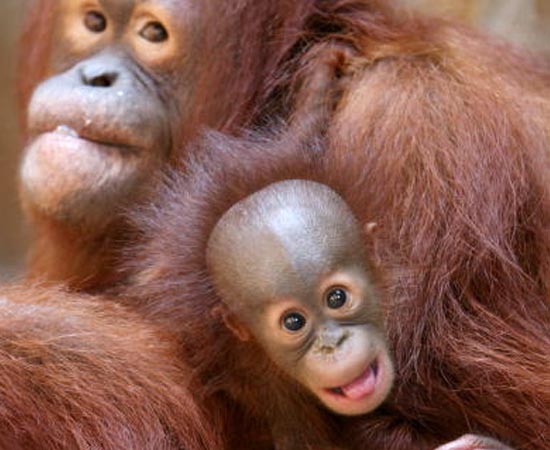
435 434 514 450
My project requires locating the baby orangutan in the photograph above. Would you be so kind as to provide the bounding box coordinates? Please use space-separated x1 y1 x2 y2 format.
207 180 394 426
206 178 515 450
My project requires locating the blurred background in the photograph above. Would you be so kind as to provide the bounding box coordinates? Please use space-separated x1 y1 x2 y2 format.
0 0 28 279
400 0 550 53
1 0 550 276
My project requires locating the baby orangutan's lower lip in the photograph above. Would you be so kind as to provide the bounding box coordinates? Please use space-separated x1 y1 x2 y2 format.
326 360 379 401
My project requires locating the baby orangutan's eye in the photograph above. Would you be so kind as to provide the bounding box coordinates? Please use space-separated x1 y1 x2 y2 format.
281 312 306 332
326 288 348 309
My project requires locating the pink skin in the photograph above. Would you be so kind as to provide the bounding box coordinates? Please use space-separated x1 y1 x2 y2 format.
327 359 378 400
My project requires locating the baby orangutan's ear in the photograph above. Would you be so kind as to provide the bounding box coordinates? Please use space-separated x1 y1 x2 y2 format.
363 222 382 267
211 304 251 342
223 312 252 342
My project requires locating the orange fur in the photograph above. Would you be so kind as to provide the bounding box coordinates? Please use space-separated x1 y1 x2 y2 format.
11 1 550 448
0 284 221 449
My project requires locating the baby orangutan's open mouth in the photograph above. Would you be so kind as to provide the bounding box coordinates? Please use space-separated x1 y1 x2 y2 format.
326 359 379 400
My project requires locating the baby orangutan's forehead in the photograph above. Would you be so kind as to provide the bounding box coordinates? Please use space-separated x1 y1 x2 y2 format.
206 180 367 311
264 205 364 279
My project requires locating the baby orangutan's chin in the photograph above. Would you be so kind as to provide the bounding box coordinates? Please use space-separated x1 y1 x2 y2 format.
314 351 394 416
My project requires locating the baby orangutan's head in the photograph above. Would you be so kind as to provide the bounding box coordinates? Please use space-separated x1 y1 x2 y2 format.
207 180 394 416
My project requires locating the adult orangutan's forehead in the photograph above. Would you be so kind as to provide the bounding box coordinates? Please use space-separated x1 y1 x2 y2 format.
98 0 133 15
130 0 196 16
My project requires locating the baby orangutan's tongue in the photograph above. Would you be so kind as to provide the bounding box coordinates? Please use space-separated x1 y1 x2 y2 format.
340 363 377 400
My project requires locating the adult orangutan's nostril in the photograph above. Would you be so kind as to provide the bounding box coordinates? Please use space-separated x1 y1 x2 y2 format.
82 72 119 88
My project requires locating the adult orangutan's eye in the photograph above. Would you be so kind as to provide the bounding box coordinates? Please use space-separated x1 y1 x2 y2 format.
282 312 306 332
326 288 347 309
84 11 107 33
140 21 169 43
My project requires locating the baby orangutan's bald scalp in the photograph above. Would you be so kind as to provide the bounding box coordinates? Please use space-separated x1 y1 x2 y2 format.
207 180 394 416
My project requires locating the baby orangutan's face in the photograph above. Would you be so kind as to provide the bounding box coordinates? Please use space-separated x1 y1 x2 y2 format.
207 180 394 416
252 263 394 416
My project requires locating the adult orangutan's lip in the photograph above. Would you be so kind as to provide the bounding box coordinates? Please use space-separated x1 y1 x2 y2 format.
325 359 379 400
46 125 139 155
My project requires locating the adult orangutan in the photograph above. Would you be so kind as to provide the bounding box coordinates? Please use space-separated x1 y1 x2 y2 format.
17 0 315 290
8 0 550 449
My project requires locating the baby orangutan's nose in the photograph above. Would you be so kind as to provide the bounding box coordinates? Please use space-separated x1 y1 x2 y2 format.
314 327 350 354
